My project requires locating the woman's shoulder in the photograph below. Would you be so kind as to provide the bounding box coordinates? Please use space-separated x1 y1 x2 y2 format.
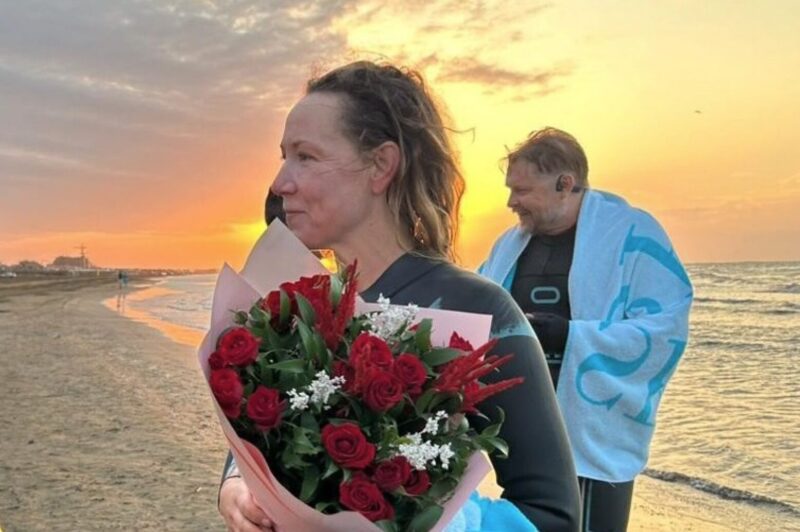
425 260 532 336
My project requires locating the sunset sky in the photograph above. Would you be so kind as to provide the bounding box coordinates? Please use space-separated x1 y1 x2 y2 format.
1 1 799 270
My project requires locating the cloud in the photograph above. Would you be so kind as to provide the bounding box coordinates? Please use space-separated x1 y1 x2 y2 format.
437 58 571 91
0 0 356 235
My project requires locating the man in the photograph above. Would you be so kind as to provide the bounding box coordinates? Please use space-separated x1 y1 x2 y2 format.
480 128 693 531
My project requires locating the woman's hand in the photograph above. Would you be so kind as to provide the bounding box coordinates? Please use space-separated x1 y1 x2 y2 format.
219 476 275 532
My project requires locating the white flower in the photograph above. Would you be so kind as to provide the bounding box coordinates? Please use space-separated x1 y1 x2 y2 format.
422 411 449 435
438 443 455 470
308 370 346 407
396 423 455 471
397 439 442 470
287 389 310 411
367 294 419 339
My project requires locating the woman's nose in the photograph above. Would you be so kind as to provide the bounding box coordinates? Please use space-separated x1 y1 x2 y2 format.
271 163 297 196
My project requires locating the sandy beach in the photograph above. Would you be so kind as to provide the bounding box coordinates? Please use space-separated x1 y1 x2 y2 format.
0 278 795 531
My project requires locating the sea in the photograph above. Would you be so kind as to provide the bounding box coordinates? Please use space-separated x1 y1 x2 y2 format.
116 261 800 520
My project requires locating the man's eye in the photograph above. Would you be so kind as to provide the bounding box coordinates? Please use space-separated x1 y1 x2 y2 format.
298 152 312 161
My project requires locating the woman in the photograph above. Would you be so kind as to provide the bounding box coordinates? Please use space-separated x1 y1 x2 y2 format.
219 61 581 532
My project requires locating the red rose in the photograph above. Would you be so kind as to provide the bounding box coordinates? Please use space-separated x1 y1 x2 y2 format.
321 423 376 469
448 331 474 351
363 371 404 412
372 456 411 492
349 333 394 371
209 368 243 418
339 475 395 522
246 386 285 431
393 353 427 394
403 469 431 496
349 333 395 395
208 350 225 370
218 327 259 366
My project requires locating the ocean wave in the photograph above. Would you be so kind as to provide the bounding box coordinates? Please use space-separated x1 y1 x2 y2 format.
643 468 799 515
694 296 762 305
764 308 800 316
762 283 800 294
691 339 764 350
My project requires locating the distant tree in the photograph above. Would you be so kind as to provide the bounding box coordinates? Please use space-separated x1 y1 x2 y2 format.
14 260 45 271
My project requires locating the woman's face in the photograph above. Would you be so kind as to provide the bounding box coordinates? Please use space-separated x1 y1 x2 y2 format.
271 92 374 250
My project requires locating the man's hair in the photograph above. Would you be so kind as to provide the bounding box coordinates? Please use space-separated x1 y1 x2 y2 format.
507 127 589 186
307 61 464 262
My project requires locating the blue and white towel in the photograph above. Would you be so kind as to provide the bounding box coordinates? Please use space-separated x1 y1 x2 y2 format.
445 492 538 532
480 189 693 482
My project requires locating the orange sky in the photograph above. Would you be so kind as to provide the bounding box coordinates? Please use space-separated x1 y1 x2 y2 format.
1 1 799 270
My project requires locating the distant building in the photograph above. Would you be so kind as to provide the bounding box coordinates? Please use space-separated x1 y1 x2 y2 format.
13 260 46 272
51 255 93 269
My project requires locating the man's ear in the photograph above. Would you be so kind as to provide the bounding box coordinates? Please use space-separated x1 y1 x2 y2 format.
369 141 401 194
557 173 577 194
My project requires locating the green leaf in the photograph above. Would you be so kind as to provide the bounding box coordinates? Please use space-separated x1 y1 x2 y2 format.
375 519 399 532
279 289 291 324
300 412 319 433
330 274 343 307
321 458 339 480
414 388 436 414
293 428 319 455
281 445 309 469
314 500 339 513
300 465 320 502
249 304 270 326
295 293 317 325
483 436 510 458
414 319 433 351
312 332 329 366
260 321 282 351
482 422 502 439
296 320 318 360
421 347 461 367
482 408 505 438
265 359 306 373
408 504 444 532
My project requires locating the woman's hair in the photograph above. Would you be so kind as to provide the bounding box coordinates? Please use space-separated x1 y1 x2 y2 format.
307 61 464 261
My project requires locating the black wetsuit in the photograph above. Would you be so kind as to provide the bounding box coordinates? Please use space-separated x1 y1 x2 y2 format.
222 253 581 531
511 230 634 532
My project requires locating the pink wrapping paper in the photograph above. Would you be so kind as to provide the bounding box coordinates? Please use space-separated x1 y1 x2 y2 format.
198 221 493 531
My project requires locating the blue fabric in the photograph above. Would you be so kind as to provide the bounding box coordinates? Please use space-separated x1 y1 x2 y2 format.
480 190 693 482
444 492 538 532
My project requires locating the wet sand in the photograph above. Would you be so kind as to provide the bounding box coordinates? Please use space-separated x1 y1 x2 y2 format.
0 278 796 531
0 278 226 531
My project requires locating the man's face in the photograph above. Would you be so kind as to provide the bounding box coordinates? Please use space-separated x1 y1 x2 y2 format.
505 161 565 235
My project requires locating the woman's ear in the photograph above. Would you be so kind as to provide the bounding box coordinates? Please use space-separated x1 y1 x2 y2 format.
369 141 401 194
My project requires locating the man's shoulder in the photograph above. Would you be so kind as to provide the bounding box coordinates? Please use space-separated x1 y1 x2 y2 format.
589 189 665 230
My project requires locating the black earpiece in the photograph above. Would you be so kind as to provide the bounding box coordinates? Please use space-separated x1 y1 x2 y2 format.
555 176 565 192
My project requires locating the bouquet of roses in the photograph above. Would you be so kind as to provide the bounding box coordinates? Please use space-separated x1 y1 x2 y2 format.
199 223 523 532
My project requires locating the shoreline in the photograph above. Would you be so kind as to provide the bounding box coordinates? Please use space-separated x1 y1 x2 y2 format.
1 278 796 531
